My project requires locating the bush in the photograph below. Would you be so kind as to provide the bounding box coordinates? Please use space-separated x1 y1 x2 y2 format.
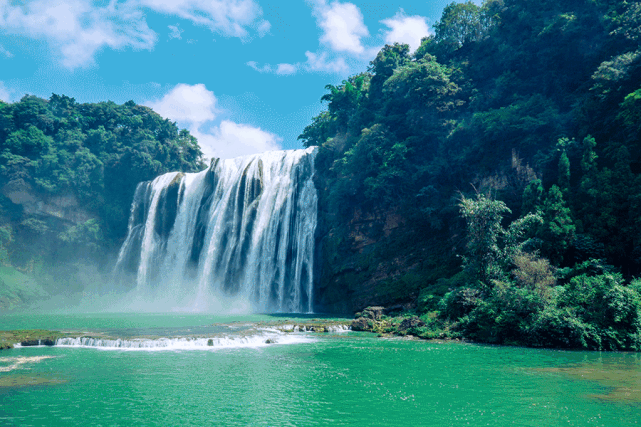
527 306 601 349
439 287 482 320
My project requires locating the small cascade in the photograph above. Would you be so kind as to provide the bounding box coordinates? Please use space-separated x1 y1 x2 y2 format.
54 332 314 350
113 148 318 312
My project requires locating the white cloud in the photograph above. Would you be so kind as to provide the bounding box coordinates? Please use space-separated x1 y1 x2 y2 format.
0 0 268 69
168 25 183 40
257 20 271 37
138 0 266 39
381 12 430 52
304 51 348 73
0 82 11 102
146 83 282 159
247 52 347 76
276 63 297 75
246 61 298 76
0 0 156 69
313 1 369 54
246 61 273 73
146 83 218 124
194 120 282 159
0 44 13 58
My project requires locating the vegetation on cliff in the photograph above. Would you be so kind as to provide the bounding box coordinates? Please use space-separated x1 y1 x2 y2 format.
305 0 641 350
0 96 204 305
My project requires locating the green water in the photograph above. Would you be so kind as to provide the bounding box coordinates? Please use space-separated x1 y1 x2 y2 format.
1 314 640 426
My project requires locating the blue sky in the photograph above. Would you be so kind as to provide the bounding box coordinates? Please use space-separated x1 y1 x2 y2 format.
0 0 464 159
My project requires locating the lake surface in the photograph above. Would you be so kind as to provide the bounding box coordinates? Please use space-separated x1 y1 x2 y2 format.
0 313 639 426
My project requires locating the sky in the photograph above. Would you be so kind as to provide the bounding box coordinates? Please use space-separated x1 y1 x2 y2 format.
0 0 466 160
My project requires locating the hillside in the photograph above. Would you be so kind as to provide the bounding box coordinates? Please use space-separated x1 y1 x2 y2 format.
305 0 641 350
0 96 204 305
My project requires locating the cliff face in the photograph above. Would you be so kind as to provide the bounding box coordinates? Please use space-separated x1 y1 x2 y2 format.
2 179 92 226
313 206 456 314
0 178 104 307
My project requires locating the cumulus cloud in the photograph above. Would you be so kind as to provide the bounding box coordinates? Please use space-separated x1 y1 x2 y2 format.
0 0 156 69
0 0 268 69
193 121 282 159
246 1 372 77
313 0 369 54
381 12 431 52
146 83 218 124
146 83 282 159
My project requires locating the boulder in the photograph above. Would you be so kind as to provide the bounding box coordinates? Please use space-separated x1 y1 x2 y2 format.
350 317 373 331
362 306 384 320
397 316 426 332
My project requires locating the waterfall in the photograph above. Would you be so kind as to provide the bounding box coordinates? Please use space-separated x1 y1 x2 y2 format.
113 148 318 313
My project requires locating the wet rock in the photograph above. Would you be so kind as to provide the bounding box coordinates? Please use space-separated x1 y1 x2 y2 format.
350 317 373 331
207 339 214 346
19 339 54 346
265 339 275 344
362 306 384 321
397 316 425 332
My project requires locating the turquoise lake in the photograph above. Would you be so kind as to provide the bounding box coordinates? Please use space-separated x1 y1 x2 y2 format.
1 313 639 426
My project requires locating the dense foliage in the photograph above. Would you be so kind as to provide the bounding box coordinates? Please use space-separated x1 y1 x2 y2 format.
305 0 641 349
0 95 204 275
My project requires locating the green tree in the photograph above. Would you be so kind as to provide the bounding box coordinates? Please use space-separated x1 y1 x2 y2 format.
458 193 540 286
368 43 410 100
538 185 575 265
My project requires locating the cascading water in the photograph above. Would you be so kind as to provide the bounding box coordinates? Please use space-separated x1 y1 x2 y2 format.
113 147 318 313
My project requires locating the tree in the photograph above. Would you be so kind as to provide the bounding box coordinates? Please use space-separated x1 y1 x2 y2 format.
538 185 575 265
368 43 410 100
434 1 483 48
458 193 540 287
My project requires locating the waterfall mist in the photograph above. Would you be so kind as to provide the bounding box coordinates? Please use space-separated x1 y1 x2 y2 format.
111 147 318 313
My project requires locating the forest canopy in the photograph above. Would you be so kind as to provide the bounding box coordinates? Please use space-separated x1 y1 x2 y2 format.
0 95 204 269
304 0 641 350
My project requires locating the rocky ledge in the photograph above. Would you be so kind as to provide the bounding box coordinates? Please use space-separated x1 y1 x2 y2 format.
0 330 65 350
258 319 352 333
349 306 459 341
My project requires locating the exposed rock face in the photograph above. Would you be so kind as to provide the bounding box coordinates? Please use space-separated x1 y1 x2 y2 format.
2 179 91 225
397 316 426 332
314 205 433 314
